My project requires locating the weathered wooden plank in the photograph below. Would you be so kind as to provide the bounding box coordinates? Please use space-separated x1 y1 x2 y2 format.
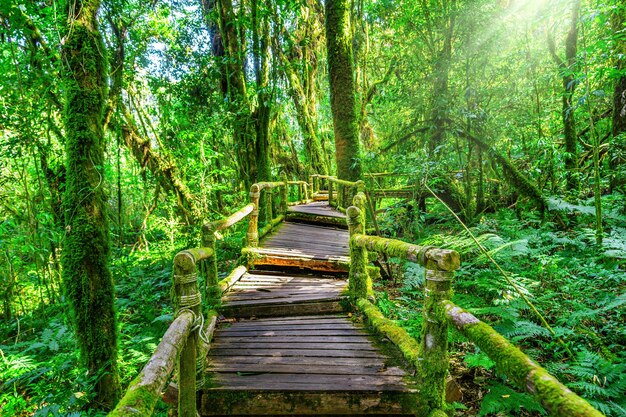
219 324 361 332
208 355 385 367
210 341 377 350
217 328 366 336
213 335 372 344
234 314 348 322
220 300 345 318
208 363 406 377
200 390 420 415
210 348 384 358
223 293 344 306
213 373 406 388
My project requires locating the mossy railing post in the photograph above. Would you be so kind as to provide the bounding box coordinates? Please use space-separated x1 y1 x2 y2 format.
201 224 220 305
347 193 368 299
328 180 334 207
247 184 260 247
418 254 458 413
280 173 288 213
173 252 201 417
266 188 274 225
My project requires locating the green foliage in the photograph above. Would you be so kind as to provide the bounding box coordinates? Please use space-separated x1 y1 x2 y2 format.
478 383 546 416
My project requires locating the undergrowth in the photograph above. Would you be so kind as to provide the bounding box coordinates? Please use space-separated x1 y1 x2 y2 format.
374 202 626 416
0 226 247 417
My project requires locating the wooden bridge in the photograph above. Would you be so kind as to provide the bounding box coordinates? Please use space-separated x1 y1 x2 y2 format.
110 175 604 417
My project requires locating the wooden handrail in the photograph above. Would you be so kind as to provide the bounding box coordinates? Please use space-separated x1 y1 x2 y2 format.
442 301 604 417
108 311 195 417
345 191 604 417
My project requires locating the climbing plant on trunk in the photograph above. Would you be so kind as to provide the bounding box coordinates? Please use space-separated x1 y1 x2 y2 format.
61 0 121 408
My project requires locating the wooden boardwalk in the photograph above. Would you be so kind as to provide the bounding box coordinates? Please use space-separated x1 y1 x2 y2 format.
203 202 418 416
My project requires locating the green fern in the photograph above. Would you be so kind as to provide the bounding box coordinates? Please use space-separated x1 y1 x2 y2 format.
479 382 546 416
561 350 626 416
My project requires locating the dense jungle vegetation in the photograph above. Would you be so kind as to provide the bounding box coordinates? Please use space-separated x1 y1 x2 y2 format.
0 0 625 415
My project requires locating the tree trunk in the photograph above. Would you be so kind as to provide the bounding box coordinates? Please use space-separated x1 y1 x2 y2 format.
325 0 361 181
548 0 581 193
611 5 626 194
217 0 257 187
61 0 120 407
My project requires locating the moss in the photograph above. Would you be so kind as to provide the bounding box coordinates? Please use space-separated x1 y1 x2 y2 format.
108 376 160 417
325 0 362 182
428 409 449 417
356 298 421 366
417 270 454 412
61 2 120 407
443 302 604 417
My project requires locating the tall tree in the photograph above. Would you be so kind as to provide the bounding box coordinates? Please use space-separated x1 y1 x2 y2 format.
548 0 581 193
611 3 626 194
61 0 121 408
325 0 362 181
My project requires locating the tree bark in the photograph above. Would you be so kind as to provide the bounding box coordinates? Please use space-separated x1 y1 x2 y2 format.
61 0 120 407
325 0 362 181
611 5 626 193
548 0 581 193
217 0 257 187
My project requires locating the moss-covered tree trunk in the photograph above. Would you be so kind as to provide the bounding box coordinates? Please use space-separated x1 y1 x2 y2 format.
611 5 626 194
217 0 257 188
61 0 120 408
548 0 580 193
325 0 361 182
272 1 328 176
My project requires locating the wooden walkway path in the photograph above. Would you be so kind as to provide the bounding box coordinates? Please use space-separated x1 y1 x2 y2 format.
202 202 418 416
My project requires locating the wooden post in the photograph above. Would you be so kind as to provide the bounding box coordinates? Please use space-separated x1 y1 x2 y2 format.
266 188 274 223
173 252 201 417
304 182 309 201
281 173 288 213
298 183 303 203
247 184 260 247
417 265 455 413
346 205 368 299
201 224 220 305
329 180 334 207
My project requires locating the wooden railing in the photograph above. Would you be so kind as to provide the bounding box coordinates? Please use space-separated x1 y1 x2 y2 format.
345 191 604 417
110 176 310 417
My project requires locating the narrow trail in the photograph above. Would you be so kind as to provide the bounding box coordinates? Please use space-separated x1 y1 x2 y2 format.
202 201 419 416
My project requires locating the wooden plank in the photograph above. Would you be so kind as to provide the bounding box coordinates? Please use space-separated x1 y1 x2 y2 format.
217 328 366 336
220 300 345 318
208 355 385 367
222 294 344 306
232 314 348 322
210 342 377 350
219 323 361 332
208 363 406 377
200 390 419 415
213 335 373 344
209 348 384 358
212 373 406 388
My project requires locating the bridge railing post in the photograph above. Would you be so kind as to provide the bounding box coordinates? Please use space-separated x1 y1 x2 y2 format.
247 184 260 247
173 252 201 417
201 224 220 305
328 180 334 207
346 193 369 299
418 259 456 412
281 173 288 213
